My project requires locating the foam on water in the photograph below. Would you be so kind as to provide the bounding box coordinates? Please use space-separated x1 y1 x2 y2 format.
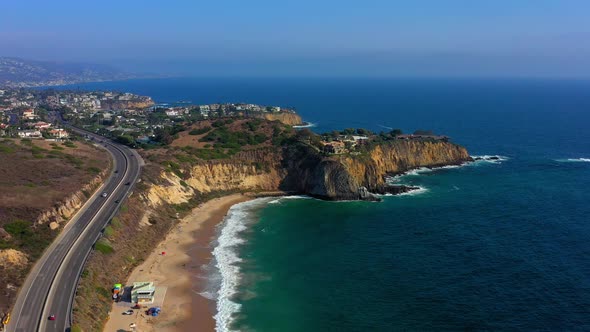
471 155 509 163
212 198 271 332
397 186 428 196
293 122 316 128
555 158 590 163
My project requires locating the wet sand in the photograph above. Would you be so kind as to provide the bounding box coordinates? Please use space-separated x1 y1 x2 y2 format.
103 194 252 332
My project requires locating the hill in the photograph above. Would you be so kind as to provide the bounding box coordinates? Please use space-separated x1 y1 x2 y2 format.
0 57 141 87
0 138 110 313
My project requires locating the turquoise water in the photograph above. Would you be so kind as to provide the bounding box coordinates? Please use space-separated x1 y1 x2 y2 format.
59 78 590 330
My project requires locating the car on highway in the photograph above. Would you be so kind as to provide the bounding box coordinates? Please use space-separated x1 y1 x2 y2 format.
48 314 56 320
115 199 120 203
123 310 134 315
101 192 108 197
114 170 119 174
125 182 131 186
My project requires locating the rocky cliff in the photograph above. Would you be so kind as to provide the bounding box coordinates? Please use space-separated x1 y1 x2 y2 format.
280 140 470 200
261 112 303 126
147 140 469 202
100 99 154 110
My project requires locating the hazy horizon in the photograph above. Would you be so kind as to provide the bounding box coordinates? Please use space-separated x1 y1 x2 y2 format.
3 0 590 78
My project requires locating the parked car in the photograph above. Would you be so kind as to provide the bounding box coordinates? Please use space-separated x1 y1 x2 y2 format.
122 310 134 315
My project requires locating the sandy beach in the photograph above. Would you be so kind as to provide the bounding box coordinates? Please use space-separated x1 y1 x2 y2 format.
102 193 253 332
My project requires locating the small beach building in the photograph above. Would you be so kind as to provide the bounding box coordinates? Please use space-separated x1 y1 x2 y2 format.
131 282 156 304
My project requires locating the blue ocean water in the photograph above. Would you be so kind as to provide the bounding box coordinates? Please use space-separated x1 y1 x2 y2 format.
63 78 590 331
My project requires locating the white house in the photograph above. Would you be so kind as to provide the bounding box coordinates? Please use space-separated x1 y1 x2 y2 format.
18 130 42 138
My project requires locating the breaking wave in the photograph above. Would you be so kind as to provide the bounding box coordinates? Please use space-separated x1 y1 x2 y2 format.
212 198 271 332
293 122 316 128
555 158 590 163
471 155 509 163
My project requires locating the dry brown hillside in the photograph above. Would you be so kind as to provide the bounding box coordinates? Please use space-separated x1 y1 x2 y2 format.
0 138 110 314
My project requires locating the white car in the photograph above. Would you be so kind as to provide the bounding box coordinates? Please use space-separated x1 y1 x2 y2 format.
101 192 108 198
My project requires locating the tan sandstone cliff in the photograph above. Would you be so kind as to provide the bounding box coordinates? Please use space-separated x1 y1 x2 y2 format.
145 140 470 204
262 112 303 126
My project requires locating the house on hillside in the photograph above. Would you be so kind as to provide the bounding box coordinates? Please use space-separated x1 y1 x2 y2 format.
33 121 52 130
22 109 36 120
18 129 42 138
49 128 69 139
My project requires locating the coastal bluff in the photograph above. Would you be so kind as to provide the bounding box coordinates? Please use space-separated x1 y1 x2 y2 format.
281 140 471 200
261 112 303 126
146 138 470 203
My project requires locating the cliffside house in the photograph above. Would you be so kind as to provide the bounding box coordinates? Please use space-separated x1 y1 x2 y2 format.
323 141 346 154
22 109 36 120
17 129 42 138
131 282 156 304
49 128 69 138
33 121 52 130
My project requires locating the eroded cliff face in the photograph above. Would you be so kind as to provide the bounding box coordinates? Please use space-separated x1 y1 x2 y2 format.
36 169 110 230
146 161 285 207
100 99 154 110
262 112 303 126
281 140 471 200
146 140 470 203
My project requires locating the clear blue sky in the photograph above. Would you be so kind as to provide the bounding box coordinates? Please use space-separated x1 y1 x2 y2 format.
2 0 589 77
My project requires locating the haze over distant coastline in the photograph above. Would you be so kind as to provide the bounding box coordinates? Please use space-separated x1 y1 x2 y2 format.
0 57 158 88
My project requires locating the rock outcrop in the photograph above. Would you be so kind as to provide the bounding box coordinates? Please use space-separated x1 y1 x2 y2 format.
147 140 470 204
261 112 303 126
281 140 470 200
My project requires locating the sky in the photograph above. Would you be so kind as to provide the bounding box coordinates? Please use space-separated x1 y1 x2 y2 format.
1 0 590 78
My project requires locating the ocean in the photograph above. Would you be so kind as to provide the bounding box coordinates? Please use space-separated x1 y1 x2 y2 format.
61 78 590 331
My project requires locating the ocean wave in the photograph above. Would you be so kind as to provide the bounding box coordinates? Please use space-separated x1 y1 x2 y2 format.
293 122 316 128
397 186 428 196
555 158 590 163
470 155 509 163
212 198 270 332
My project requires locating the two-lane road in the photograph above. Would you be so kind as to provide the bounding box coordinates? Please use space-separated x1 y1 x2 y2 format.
7 128 142 332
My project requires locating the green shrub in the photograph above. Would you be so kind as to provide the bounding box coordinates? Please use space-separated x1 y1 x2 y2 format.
188 126 211 135
111 217 122 229
0 145 14 153
95 239 114 254
63 141 76 148
103 226 114 238
87 166 101 174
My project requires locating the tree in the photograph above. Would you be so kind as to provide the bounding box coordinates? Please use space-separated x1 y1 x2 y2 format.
390 129 403 137
116 135 135 147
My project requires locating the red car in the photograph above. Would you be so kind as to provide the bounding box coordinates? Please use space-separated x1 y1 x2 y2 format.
48 315 56 320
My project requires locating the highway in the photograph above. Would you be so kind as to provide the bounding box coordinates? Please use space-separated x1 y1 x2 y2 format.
6 128 142 332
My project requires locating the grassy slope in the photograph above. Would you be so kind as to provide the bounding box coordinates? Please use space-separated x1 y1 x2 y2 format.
0 138 110 314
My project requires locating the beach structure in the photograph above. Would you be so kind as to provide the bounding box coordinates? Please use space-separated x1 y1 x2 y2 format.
131 282 156 304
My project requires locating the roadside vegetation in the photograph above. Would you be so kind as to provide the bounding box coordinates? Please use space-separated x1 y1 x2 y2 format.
0 137 110 314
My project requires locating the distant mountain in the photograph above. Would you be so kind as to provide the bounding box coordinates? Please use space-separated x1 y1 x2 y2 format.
0 57 144 87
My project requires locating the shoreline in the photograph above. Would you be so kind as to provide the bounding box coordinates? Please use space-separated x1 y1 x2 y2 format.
102 193 255 332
